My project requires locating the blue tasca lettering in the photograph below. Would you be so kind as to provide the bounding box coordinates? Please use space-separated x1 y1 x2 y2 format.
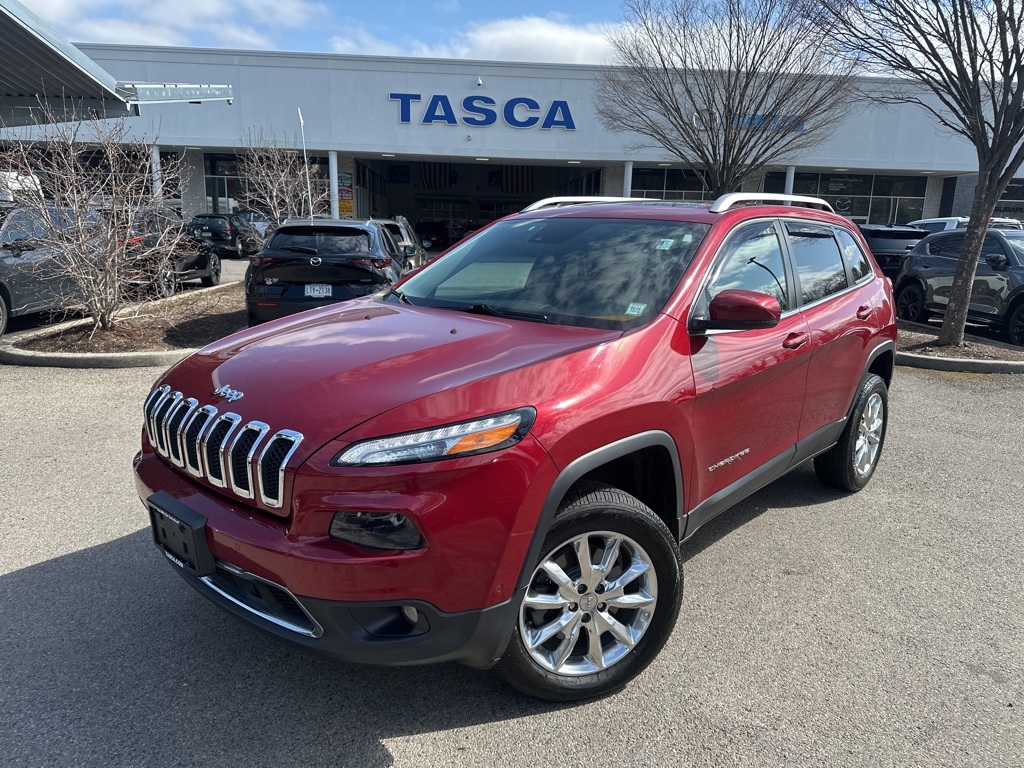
389 93 421 123
423 95 458 125
503 97 541 128
462 96 498 126
541 100 576 130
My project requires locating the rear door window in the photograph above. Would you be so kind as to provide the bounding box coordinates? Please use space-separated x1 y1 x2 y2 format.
785 221 849 304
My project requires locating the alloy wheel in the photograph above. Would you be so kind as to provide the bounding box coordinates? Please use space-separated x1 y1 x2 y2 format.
854 392 884 477
519 530 658 676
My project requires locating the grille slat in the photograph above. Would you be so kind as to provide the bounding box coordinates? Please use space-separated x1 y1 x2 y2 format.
145 388 301 513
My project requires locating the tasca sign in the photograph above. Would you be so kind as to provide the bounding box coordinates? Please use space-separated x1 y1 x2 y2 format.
389 93 576 130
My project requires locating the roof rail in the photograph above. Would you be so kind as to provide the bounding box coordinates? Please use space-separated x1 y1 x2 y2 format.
521 196 656 212
709 193 834 214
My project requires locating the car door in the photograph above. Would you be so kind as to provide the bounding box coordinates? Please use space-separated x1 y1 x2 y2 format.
0 210 57 313
970 234 1013 320
688 219 811 513
920 233 962 309
788 222 880 439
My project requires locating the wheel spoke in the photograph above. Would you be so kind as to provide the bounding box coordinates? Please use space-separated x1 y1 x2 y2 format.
604 591 655 609
602 558 650 599
573 535 595 584
549 613 583 670
523 589 570 610
541 560 581 602
595 535 622 578
595 609 637 648
585 622 606 670
526 610 577 649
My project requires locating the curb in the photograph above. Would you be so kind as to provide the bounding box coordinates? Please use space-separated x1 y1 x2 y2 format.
0 282 237 369
895 351 1024 374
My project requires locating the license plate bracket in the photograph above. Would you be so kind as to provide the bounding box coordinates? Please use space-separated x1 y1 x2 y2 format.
305 283 332 298
148 491 215 577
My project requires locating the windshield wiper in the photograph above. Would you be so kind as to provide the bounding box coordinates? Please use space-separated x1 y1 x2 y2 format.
457 303 552 323
386 286 413 304
279 245 319 254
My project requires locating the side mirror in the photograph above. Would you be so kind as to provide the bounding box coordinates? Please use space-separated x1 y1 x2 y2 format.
403 244 417 258
7 237 37 254
985 253 1009 268
693 289 782 331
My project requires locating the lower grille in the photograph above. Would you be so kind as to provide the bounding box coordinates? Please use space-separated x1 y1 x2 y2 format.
202 562 322 638
144 386 303 511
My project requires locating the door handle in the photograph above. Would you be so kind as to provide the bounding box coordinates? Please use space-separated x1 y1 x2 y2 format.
783 332 809 349
856 305 873 320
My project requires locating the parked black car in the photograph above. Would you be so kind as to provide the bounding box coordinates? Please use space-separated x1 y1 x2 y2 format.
123 208 221 298
895 228 1024 345
857 224 927 279
189 213 249 258
245 219 404 326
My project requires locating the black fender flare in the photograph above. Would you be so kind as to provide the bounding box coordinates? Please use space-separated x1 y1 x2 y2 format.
513 430 684 596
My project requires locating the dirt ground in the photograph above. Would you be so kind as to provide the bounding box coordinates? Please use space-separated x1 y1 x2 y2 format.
13 285 1024 362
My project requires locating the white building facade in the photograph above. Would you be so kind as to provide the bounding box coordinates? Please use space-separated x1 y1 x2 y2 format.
78 43 1013 234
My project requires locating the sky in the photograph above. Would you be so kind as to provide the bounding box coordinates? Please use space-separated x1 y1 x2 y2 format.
22 0 627 64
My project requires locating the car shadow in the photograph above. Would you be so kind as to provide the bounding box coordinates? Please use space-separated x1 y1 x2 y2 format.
0 531 567 767
679 463 849 564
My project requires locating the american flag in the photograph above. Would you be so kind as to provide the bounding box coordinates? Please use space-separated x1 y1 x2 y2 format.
502 165 533 195
420 162 451 190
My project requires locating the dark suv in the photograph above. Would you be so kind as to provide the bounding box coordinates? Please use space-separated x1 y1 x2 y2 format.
136 194 896 701
857 224 926 279
189 213 248 258
895 228 1024 345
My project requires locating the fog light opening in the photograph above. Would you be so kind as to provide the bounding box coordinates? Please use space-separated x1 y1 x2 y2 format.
329 511 424 551
400 605 419 626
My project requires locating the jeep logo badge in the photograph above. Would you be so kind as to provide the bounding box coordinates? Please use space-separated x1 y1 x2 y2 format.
212 384 244 402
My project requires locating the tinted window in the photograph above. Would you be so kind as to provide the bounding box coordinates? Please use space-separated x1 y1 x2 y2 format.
982 234 1007 257
929 235 963 257
1002 232 1024 262
269 227 370 255
704 221 789 311
397 217 710 330
836 228 873 282
192 216 229 228
861 229 924 253
786 221 848 303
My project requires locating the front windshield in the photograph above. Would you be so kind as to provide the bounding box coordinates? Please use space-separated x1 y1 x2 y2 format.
391 216 709 330
1002 232 1024 261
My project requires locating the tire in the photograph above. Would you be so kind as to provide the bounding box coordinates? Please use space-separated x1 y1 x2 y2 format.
201 252 222 287
896 282 928 323
496 482 682 702
0 293 8 337
155 270 177 299
814 374 888 492
232 237 244 259
1007 302 1024 346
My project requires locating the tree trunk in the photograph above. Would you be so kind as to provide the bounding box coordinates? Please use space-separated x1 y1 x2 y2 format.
937 171 1001 346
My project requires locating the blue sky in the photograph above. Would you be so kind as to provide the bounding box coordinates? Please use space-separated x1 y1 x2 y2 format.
24 0 627 63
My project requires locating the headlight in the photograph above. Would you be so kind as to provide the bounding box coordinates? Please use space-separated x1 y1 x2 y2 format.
333 407 536 466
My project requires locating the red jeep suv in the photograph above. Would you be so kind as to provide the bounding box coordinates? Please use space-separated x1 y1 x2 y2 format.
135 194 896 701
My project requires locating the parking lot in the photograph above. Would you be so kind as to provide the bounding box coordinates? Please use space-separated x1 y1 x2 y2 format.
0 363 1021 767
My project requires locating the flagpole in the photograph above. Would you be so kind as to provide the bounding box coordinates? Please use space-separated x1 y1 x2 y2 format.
298 107 314 218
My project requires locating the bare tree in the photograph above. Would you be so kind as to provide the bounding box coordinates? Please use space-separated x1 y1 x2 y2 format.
816 0 1024 346
596 0 859 197
0 109 189 334
234 129 330 233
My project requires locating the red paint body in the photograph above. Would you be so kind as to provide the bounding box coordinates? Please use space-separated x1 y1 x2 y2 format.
135 201 896 653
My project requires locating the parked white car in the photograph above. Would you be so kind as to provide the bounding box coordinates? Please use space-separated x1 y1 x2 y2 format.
0 170 42 204
905 216 1023 233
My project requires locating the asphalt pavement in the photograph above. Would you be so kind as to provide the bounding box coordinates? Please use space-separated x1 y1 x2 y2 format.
0 364 1021 767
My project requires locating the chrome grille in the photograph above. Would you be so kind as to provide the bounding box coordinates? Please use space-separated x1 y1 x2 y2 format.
144 389 303 511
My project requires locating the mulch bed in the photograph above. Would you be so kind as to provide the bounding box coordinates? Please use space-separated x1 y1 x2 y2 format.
897 322 1024 362
15 284 246 353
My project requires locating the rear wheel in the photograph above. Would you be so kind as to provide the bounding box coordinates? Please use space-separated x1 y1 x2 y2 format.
496 482 682 702
201 252 222 287
814 374 888 492
896 282 928 323
155 269 177 299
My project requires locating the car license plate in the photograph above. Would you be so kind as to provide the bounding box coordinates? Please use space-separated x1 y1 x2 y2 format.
305 283 332 298
147 492 215 577
199 232 212 237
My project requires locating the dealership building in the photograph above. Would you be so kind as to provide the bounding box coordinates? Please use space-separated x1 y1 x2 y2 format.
15 33 1024 233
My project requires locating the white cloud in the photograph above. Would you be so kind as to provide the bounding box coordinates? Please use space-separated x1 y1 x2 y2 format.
67 18 190 47
332 16 617 64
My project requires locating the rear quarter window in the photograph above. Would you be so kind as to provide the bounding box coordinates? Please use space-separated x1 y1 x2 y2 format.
836 229 873 282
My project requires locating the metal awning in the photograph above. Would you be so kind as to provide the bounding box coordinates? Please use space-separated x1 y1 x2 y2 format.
0 0 231 127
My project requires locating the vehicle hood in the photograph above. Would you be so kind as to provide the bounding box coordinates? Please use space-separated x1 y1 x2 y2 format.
159 299 621 453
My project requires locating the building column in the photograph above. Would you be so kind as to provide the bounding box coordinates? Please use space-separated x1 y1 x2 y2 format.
151 144 163 200
623 161 634 196
329 151 339 219
784 165 796 204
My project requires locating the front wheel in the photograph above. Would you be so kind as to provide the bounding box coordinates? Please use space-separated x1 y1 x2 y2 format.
496 482 682 702
0 294 8 337
814 374 888 492
1006 302 1024 346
